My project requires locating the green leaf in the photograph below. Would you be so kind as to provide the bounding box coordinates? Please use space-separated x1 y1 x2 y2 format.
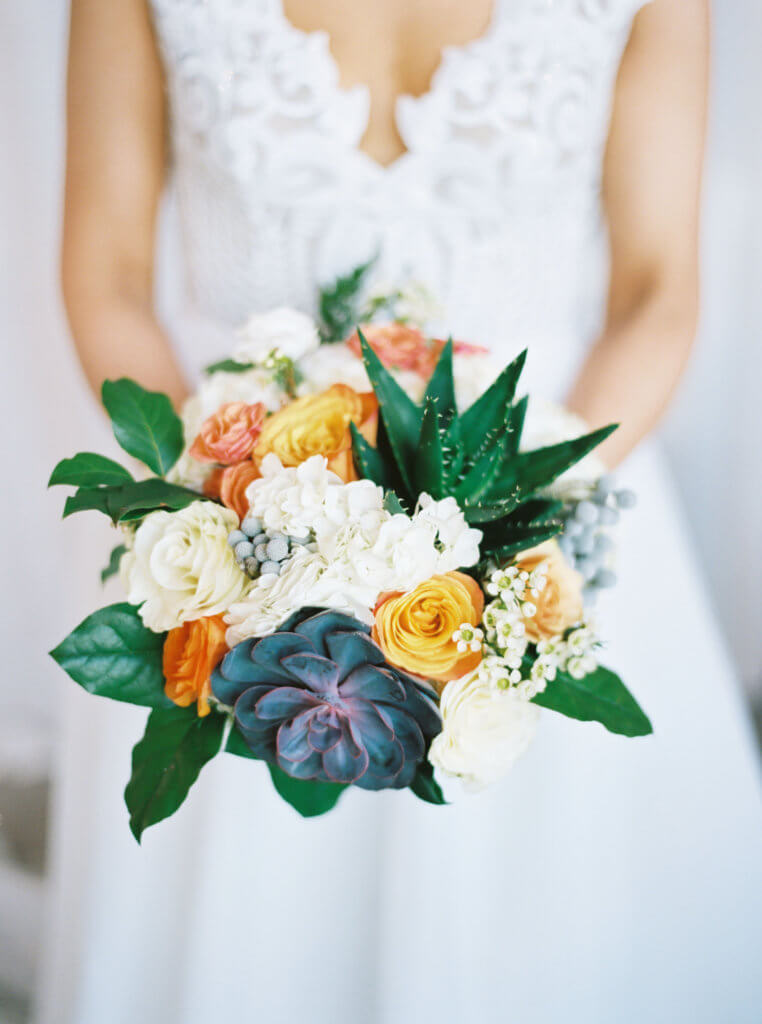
318 256 376 343
422 340 456 428
125 707 225 841
50 603 172 708
415 397 445 498
358 330 422 494
204 358 255 375
409 760 446 805
101 544 128 584
459 349 527 450
226 729 348 815
531 662 652 738
49 452 133 489
62 479 207 525
102 378 184 477
479 523 562 563
63 487 113 519
267 763 347 817
112 479 207 522
350 421 390 488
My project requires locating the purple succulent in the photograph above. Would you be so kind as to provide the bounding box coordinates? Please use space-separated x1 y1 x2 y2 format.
212 608 441 790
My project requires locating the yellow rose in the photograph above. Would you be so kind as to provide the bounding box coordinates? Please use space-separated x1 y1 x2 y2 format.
515 540 584 643
253 384 377 483
372 571 484 689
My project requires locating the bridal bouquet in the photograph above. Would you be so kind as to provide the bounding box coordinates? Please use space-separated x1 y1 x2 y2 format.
50 265 651 839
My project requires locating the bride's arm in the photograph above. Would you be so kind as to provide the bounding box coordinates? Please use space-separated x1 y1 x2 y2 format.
62 0 189 408
566 0 710 466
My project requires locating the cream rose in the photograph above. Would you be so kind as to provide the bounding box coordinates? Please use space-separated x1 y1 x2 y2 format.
515 539 584 643
429 668 539 789
121 501 249 632
234 308 319 364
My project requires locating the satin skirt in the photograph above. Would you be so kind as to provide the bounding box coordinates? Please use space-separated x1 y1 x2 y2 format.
35 440 762 1024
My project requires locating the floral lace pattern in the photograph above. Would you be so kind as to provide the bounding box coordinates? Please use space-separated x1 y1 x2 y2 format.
150 0 650 394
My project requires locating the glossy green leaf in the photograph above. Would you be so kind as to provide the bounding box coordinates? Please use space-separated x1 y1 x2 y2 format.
113 479 206 522
532 662 652 738
50 603 172 708
409 760 447 805
49 452 133 489
101 544 128 584
267 764 347 817
63 487 113 519
125 707 225 841
102 378 184 477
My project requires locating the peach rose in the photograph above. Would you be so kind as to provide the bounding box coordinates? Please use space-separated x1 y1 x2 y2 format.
253 384 377 482
515 540 584 643
347 323 490 379
372 571 485 689
190 402 266 465
347 323 441 377
163 614 228 717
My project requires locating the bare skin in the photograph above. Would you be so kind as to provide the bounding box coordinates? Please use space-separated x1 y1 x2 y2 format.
63 0 709 464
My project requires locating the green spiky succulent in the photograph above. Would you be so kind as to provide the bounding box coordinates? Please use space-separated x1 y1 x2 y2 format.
351 332 616 565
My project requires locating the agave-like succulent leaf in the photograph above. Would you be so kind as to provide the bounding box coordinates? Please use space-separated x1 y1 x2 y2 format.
458 349 527 450
352 332 616 560
415 397 446 498
212 609 441 791
422 339 456 428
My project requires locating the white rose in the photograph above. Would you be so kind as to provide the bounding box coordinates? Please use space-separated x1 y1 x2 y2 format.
235 308 319 364
429 669 539 789
121 501 249 632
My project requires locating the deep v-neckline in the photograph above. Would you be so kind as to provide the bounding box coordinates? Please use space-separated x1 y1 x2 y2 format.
276 0 500 172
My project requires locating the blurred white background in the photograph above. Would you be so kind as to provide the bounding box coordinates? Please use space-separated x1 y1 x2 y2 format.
0 1 760 1020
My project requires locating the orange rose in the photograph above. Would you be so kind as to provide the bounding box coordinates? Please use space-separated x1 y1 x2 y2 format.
218 461 261 522
514 540 584 643
372 572 484 689
190 402 266 465
163 614 228 717
253 384 377 482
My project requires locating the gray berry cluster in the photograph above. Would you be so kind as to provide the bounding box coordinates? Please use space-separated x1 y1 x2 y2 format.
558 475 637 603
227 516 309 579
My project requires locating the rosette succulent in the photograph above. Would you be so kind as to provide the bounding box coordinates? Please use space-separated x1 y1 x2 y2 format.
212 608 441 789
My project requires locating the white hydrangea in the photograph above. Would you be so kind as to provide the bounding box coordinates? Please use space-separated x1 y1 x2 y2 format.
227 455 483 640
121 502 250 632
429 665 539 789
235 308 320 364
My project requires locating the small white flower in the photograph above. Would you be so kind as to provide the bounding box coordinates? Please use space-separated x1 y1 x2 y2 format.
234 308 320 364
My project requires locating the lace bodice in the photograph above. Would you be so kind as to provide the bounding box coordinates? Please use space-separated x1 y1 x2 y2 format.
150 0 649 396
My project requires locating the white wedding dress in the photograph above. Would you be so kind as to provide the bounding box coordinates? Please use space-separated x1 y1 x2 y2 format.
36 2 762 1022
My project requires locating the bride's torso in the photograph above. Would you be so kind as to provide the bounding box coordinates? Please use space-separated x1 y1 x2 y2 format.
149 0 647 395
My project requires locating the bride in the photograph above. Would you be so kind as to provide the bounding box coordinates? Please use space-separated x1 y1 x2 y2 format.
38 1 762 1021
